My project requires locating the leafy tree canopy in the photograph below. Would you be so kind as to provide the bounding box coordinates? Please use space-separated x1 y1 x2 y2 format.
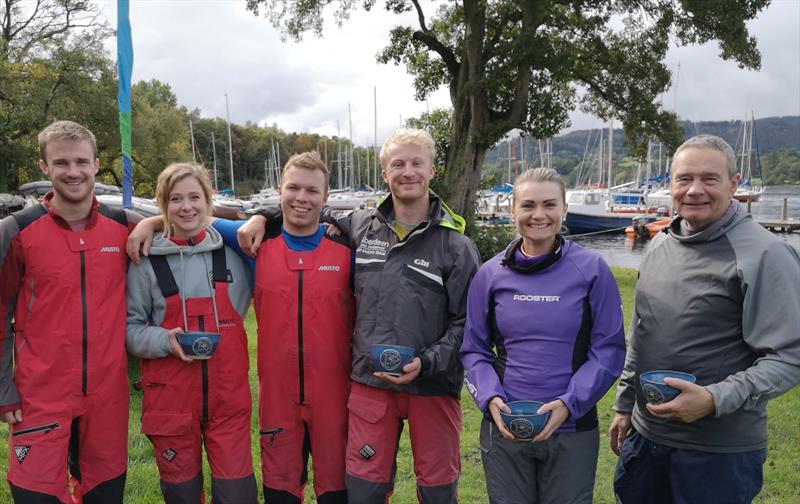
247 0 770 217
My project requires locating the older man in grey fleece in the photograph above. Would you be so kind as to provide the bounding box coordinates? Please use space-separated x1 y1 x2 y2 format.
609 134 800 504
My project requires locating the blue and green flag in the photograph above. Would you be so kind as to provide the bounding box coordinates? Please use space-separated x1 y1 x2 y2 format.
117 0 133 208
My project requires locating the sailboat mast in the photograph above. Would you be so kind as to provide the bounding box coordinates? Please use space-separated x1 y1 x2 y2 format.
224 93 235 195
211 131 218 190
189 119 197 163
598 129 604 187
348 103 355 188
336 120 342 189
507 138 512 184
373 86 378 190
607 119 613 203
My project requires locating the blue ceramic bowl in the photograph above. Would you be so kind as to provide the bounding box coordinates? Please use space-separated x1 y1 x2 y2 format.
640 370 697 404
178 331 220 360
499 400 550 440
371 344 415 376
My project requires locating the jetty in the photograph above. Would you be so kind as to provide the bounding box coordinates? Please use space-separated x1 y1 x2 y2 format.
750 198 800 233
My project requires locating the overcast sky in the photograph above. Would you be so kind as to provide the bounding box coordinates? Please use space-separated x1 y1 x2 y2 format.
97 0 800 146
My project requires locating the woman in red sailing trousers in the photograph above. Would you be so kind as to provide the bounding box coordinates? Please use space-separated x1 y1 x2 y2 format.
126 163 257 503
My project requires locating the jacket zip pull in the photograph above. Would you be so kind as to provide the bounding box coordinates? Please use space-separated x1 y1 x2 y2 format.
259 427 284 446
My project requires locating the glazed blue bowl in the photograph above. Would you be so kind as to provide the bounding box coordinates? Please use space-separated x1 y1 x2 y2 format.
178 331 220 360
371 344 415 376
499 400 550 440
640 370 697 404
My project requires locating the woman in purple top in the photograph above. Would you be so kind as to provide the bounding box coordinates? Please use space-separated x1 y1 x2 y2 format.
460 168 626 503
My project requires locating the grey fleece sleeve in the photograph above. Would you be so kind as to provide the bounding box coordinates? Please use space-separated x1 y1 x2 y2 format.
706 240 800 417
126 257 172 359
0 217 21 411
420 235 480 377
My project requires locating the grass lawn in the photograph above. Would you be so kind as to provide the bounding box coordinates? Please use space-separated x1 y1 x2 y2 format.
1 267 798 502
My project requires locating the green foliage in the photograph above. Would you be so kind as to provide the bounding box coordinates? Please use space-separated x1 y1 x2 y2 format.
0 0 112 191
466 224 515 262
762 149 800 185
246 0 769 219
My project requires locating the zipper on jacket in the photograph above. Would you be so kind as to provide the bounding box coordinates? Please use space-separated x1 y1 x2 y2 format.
298 270 305 404
13 422 60 437
80 251 88 395
259 427 284 447
199 316 209 426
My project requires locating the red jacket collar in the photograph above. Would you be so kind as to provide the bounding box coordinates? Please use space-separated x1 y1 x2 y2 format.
43 191 100 230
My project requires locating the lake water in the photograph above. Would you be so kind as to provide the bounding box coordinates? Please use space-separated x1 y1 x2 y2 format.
572 185 800 270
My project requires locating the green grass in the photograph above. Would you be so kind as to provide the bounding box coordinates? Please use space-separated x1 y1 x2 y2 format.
2 267 799 502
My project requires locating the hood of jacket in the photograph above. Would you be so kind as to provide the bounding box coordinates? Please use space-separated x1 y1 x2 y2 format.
374 191 466 234
147 224 224 256
666 199 748 244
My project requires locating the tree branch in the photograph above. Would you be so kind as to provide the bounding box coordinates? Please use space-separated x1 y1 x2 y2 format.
409 0 427 32
411 29 459 78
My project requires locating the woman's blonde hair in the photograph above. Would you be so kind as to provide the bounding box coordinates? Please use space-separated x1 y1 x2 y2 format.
155 162 214 237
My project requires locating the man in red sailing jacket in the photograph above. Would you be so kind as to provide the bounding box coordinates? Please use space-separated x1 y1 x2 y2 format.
0 121 140 503
254 152 354 503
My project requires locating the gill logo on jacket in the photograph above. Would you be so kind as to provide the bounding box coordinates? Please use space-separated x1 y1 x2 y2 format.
513 294 561 302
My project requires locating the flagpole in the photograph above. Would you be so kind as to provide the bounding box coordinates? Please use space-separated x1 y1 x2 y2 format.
117 0 134 208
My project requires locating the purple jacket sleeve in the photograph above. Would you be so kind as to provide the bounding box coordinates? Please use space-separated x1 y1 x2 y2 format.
556 259 626 419
460 261 506 413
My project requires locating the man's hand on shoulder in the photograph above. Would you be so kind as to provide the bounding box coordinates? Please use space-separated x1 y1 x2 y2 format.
127 215 162 264
646 379 715 423
237 214 267 257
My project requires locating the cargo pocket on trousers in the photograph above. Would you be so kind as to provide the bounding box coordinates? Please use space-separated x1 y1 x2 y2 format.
140 411 194 437
346 391 389 461
347 391 388 425
140 411 196 477
259 426 294 484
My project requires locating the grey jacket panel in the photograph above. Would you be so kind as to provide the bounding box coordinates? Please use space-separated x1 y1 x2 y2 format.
0 216 21 409
325 193 480 397
126 225 252 359
614 201 800 452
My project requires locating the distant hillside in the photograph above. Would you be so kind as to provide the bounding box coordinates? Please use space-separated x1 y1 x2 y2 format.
486 116 800 163
483 116 800 186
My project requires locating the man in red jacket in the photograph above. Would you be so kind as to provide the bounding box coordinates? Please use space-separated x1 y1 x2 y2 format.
252 153 353 503
0 121 139 503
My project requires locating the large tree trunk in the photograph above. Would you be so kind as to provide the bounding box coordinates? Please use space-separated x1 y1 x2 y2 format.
442 111 487 219
440 0 489 220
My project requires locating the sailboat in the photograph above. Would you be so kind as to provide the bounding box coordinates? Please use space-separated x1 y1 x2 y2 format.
733 113 765 202
565 122 666 235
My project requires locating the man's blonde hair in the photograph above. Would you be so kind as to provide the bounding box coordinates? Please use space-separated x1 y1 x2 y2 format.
155 162 214 237
379 128 435 169
38 120 97 161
